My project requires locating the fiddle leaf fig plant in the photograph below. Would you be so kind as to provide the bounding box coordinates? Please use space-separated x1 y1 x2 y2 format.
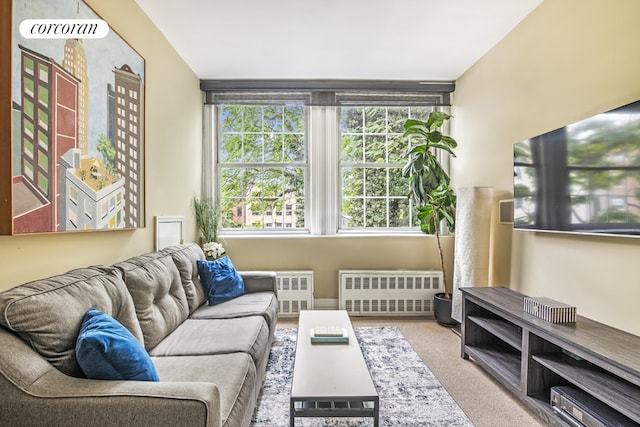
402 111 457 297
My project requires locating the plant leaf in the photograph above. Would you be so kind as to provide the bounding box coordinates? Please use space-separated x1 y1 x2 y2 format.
403 127 430 140
403 119 426 130
424 111 452 130
430 143 456 156
427 130 442 143
440 135 458 149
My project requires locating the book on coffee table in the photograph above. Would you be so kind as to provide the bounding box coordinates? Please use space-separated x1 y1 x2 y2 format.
310 327 349 344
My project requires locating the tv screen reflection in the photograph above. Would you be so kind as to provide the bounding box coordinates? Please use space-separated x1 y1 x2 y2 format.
513 100 640 236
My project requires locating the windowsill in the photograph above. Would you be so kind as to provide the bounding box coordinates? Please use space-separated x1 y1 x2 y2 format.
219 230 443 239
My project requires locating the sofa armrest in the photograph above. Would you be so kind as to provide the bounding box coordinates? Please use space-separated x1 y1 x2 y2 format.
239 271 277 295
0 328 221 427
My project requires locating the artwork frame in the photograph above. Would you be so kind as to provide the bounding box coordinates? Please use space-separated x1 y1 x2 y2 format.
1 0 145 235
154 216 185 251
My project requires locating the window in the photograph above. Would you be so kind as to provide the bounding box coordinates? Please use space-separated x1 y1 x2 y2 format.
100 202 108 219
23 99 34 120
24 77 34 96
205 82 453 236
38 110 48 130
340 106 433 229
69 209 78 228
24 139 34 159
24 57 34 75
84 199 92 219
24 160 34 180
37 150 48 172
38 130 48 149
70 187 78 205
38 86 48 107
217 103 306 230
37 172 48 195
38 64 48 83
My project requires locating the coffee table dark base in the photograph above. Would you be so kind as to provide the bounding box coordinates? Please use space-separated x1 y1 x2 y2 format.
289 397 379 426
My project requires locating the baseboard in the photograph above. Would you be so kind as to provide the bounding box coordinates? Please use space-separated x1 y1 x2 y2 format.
313 298 339 310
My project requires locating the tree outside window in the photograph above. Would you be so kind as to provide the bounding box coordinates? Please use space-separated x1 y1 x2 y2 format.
218 104 306 230
340 106 432 229
213 97 447 234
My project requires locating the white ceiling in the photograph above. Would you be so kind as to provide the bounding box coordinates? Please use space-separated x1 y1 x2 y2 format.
135 0 542 81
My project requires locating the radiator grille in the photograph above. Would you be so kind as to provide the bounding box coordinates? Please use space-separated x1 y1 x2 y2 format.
339 270 443 316
276 271 314 316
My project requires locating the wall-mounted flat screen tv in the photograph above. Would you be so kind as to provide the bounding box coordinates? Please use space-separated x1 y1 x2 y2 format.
513 99 640 237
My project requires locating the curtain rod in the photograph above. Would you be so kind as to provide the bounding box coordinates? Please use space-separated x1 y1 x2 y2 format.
199 79 455 93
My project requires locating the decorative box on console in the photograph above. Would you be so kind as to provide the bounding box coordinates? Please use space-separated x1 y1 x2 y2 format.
524 297 576 323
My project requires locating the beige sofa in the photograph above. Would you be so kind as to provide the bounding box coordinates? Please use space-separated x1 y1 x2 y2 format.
0 243 278 427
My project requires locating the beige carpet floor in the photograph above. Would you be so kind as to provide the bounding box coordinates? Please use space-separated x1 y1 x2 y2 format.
277 316 546 427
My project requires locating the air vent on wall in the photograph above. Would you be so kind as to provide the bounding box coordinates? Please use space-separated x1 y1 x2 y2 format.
339 270 443 316
275 271 314 316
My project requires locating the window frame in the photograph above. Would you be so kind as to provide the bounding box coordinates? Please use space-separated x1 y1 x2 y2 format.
338 105 441 231
212 101 311 235
203 85 453 237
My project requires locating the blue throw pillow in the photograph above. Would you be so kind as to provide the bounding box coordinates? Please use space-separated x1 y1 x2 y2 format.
197 256 246 305
75 307 159 381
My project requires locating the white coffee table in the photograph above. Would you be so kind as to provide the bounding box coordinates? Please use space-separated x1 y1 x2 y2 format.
290 310 379 426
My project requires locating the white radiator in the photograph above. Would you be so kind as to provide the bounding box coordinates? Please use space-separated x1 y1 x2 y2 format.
339 270 443 316
275 271 314 316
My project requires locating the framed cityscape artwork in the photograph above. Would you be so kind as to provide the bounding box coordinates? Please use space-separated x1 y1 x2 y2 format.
0 0 145 235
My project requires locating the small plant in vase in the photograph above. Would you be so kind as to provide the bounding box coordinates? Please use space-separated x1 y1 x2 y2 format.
202 241 226 261
401 111 458 326
193 197 225 260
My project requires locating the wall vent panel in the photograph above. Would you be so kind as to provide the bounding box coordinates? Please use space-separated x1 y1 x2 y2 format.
275 271 314 316
339 270 443 316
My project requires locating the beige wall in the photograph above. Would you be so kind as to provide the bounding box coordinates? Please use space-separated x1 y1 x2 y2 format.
225 235 453 299
1 0 449 301
7 0 639 336
453 0 640 335
0 0 202 291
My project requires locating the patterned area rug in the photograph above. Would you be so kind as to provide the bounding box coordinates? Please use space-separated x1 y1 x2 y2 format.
251 326 474 426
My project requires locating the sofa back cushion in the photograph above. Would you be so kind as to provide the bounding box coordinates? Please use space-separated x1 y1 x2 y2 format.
115 252 189 350
162 243 207 312
0 267 142 378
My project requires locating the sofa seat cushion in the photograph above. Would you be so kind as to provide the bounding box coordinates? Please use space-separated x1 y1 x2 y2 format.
0 267 142 378
162 244 207 313
189 292 278 331
149 317 269 367
153 353 256 427
115 253 189 351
